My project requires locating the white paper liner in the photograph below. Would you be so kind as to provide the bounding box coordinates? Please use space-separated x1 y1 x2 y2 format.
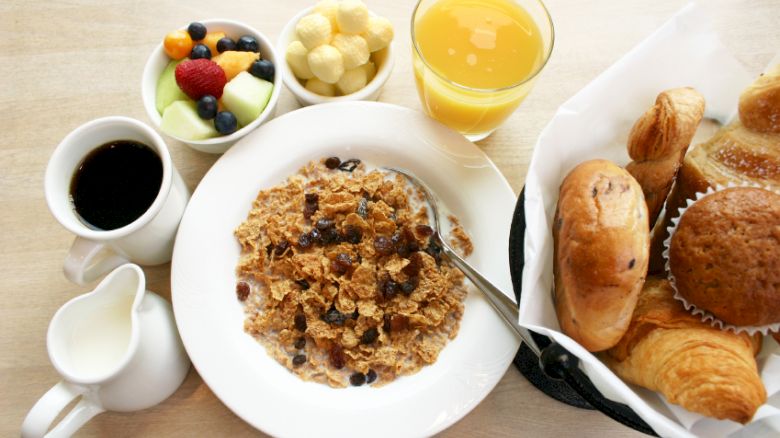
662 183 780 336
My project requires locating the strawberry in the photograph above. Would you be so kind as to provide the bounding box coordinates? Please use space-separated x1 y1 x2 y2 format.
175 58 227 100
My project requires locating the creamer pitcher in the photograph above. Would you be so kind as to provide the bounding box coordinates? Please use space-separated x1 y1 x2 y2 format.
21 264 190 437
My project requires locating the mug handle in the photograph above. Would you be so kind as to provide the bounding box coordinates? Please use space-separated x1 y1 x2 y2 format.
21 381 105 438
63 237 128 285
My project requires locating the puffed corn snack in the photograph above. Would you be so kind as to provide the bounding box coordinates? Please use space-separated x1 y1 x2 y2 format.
286 0 393 96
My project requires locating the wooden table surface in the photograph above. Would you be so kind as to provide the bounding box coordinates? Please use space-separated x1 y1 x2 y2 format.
2 0 777 436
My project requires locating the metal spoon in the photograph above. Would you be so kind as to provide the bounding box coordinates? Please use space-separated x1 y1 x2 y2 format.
383 167 541 356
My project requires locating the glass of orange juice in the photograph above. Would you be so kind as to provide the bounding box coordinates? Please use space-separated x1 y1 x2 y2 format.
412 0 554 141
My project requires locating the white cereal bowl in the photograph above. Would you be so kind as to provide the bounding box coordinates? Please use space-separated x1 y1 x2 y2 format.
277 7 395 106
142 19 283 154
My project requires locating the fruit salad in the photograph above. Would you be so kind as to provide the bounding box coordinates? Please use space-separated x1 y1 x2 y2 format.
286 0 393 97
156 22 275 141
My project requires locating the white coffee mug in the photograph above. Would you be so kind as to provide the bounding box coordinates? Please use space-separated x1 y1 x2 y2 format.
21 264 190 438
45 116 190 285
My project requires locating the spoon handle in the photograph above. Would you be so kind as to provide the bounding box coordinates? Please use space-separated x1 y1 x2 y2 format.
441 245 541 356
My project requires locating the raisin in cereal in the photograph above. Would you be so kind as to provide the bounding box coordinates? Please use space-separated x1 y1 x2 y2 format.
234 158 471 388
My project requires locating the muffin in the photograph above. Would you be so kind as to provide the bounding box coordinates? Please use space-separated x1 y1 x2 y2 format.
668 187 780 327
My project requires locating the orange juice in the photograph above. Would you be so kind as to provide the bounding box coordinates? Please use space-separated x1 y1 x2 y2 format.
412 0 550 139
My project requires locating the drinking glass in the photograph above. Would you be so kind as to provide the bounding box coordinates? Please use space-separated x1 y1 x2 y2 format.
412 0 554 141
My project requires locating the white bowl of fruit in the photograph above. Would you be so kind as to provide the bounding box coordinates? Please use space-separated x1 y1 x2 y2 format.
278 0 395 106
142 19 282 154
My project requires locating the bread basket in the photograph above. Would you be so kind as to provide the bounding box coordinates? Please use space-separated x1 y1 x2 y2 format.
506 4 780 436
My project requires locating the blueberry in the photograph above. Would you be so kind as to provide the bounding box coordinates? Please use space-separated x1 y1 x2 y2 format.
236 35 259 52
190 43 211 60
216 37 236 53
214 111 238 134
196 95 218 119
250 59 275 82
187 22 207 40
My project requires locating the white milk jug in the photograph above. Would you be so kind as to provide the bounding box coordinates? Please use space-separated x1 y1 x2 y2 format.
21 264 190 437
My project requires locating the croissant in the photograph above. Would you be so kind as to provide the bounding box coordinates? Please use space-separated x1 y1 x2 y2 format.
739 64 780 133
605 277 765 424
625 88 705 227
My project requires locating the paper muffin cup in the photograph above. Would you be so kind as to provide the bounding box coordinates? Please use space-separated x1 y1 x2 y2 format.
662 183 780 335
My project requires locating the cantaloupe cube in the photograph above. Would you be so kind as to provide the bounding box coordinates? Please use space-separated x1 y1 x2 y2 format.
213 51 260 81
203 31 226 56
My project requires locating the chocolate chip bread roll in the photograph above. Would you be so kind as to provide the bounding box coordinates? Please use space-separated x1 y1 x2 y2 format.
553 159 650 352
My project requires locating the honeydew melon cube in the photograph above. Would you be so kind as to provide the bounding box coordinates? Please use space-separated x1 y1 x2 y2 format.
160 100 219 140
221 71 274 127
155 59 189 114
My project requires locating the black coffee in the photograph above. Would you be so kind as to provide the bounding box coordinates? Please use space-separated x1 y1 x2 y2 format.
69 140 163 230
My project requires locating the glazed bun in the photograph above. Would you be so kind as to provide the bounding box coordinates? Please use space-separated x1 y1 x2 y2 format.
739 64 780 133
553 159 650 352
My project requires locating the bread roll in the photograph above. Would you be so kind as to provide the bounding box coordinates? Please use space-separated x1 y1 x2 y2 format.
553 159 650 352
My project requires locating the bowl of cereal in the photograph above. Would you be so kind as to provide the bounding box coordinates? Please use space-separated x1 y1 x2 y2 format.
277 1 395 106
142 19 283 154
234 157 474 387
171 101 518 436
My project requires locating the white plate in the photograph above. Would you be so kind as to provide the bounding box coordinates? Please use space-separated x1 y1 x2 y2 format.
171 102 519 437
